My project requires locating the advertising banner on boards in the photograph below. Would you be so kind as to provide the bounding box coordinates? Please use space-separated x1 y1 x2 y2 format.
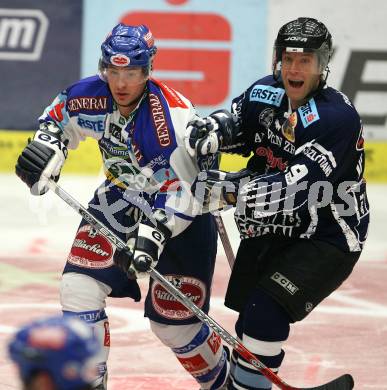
81 0 267 118
0 0 82 130
1 0 386 180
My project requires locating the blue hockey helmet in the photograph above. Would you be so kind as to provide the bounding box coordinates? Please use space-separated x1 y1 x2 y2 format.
100 23 157 70
8 316 100 390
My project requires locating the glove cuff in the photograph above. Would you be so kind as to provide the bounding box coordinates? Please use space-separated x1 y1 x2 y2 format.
210 109 238 147
137 223 169 259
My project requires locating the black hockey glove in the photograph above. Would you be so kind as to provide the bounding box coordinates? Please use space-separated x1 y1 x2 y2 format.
114 210 172 279
15 122 68 195
191 168 255 212
185 109 238 158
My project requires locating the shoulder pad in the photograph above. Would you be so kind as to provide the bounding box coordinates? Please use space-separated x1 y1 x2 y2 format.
66 76 111 115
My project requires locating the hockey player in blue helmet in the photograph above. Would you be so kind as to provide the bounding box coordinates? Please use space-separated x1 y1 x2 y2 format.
16 22 229 390
98 23 157 116
8 316 100 390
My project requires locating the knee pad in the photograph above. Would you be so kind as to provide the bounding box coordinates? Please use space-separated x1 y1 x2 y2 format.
61 273 112 387
60 272 111 311
150 321 229 389
243 288 290 342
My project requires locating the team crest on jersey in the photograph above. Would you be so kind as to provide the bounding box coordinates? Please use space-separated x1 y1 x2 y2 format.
298 98 320 128
151 275 206 319
281 112 297 142
258 108 274 128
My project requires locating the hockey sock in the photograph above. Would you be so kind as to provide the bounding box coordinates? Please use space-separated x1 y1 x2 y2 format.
60 273 111 389
63 309 110 387
229 290 290 390
150 321 229 389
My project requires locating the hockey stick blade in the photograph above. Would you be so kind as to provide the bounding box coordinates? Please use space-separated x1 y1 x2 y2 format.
303 373 354 390
47 180 354 390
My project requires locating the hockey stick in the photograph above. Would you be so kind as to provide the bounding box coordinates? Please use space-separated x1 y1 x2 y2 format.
47 179 354 390
214 214 235 268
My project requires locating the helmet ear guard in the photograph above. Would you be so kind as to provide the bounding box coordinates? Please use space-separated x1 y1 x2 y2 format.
272 17 333 82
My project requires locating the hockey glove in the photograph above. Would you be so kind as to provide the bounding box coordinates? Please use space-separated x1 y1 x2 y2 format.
115 210 172 279
191 168 255 212
15 122 68 195
185 109 238 158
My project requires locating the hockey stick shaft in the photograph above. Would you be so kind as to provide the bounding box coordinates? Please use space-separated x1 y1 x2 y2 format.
214 214 235 268
47 180 353 390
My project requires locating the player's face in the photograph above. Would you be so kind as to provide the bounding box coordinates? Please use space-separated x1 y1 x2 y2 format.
281 52 321 109
106 65 148 112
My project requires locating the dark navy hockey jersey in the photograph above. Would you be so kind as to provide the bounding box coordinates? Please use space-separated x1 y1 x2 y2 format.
228 75 369 253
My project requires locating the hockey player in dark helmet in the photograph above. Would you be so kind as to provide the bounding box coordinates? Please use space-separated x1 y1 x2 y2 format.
272 17 333 109
186 17 368 389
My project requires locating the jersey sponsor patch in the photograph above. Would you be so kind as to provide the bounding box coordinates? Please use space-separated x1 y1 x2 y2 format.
77 113 105 132
249 85 285 107
299 140 337 177
298 98 320 128
151 275 206 320
67 96 107 112
67 225 114 269
255 146 288 171
149 93 171 147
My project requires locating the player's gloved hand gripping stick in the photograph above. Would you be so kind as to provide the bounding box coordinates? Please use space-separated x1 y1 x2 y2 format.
47 179 354 390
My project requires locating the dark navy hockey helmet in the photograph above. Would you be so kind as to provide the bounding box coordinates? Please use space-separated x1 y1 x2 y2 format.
8 316 100 390
100 23 157 69
273 17 333 80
